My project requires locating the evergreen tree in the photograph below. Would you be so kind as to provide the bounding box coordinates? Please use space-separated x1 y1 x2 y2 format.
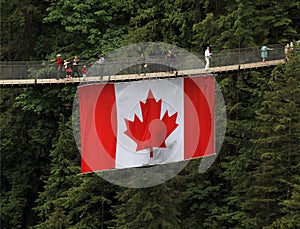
0 0 46 60
272 179 300 228
33 119 80 228
254 0 299 44
215 70 272 228
1 1 300 228
42 0 129 58
113 183 181 228
251 48 300 227
180 160 228 229
61 175 117 228
0 88 58 228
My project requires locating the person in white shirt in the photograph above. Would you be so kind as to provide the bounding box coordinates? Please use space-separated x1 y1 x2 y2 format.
205 47 212 70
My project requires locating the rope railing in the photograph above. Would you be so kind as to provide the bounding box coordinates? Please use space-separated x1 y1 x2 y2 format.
0 44 286 80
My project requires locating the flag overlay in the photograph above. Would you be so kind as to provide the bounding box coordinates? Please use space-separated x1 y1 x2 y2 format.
78 76 215 173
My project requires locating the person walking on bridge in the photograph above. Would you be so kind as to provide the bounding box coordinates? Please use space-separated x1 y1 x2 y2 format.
165 50 176 73
285 43 290 60
138 53 146 75
71 56 81 78
82 65 87 81
50 54 63 80
260 45 274 62
205 47 212 70
97 54 105 80
64 59 72 81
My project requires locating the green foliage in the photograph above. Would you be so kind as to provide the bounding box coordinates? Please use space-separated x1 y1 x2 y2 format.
0 0 46 60
0 88 57 228
113 182 181 228
271 177 300 228
193 0 299 50
33 119 80 228
1 1 300 228
60 176 116 228
41 0 129 59
180 161 228 229
253 50 300 228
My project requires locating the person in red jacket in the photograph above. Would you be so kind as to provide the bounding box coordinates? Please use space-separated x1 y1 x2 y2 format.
50 54 63 80
81 65 87 81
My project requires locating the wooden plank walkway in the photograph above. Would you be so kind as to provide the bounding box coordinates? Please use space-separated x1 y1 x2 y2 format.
0 59 284 86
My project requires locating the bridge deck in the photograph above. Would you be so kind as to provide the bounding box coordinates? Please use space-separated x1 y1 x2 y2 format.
0 59 284 86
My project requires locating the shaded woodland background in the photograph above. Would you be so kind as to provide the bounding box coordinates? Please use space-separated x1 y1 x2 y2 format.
1 0 300 228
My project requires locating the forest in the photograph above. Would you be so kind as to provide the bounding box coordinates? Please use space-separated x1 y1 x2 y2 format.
1 0 300 228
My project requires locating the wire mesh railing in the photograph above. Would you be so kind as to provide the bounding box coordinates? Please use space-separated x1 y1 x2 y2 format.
0 44 286 80
208 44 285 67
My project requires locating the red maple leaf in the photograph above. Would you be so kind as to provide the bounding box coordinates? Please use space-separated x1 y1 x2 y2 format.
124 90 178 158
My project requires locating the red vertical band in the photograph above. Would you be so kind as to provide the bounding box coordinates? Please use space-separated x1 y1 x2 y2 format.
79 84 117 173
94 84 117 164
184 76 215 159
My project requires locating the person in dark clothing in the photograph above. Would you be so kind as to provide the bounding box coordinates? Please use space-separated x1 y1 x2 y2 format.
71 56 81 78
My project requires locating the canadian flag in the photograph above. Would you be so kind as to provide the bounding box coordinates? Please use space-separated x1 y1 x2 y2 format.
78 76 215 173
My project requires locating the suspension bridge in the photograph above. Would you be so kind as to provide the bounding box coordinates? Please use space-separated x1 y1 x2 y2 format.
0 44 286 87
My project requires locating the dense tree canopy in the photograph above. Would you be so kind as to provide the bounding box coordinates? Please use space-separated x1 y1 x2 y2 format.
1 0 300 228
1 0 299 60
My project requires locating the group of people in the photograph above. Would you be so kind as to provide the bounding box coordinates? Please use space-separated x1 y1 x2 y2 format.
50 54 87 81
205 43 291 69
136 50 176 76
205 44 277 69
165 50 176 73
138 50 177 75
52 49 209 80
51 42 296 80
262 40 297 62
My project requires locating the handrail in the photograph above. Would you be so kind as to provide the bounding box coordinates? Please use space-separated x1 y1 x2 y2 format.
0 43 286 80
